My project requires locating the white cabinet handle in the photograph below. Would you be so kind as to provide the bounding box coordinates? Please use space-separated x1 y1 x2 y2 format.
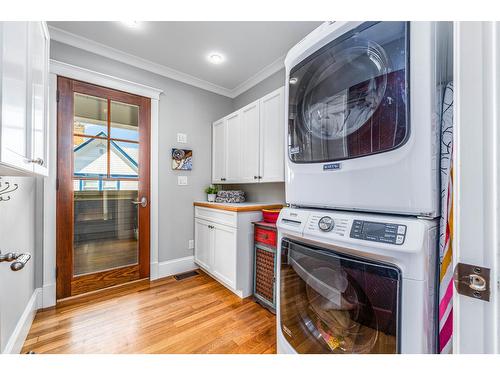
24 157 44 166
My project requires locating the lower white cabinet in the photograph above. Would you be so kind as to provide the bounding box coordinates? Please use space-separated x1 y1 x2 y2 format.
194 206 261 297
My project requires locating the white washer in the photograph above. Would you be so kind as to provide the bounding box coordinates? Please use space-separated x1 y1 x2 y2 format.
276 207 438 354
284 21 449 217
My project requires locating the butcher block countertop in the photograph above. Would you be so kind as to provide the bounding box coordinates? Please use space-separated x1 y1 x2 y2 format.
193 201 284 212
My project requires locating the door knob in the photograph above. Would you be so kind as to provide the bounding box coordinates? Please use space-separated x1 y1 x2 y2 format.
131 196 148 208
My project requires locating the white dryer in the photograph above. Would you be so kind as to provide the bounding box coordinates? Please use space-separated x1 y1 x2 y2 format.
285 22 449 217
276 207 438 354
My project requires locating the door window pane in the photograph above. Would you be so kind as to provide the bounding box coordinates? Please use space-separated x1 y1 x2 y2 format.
73 187 139 276
74 93 108 137
280 239 400 354
110 101 139 141
73 136 108 177
110 140 139 178
288 22 409 163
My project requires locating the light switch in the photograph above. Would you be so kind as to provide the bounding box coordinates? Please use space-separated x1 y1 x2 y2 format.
177 176 188 185
177 133 187 143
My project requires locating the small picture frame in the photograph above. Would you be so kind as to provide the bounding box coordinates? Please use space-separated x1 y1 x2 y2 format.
172 148 193 170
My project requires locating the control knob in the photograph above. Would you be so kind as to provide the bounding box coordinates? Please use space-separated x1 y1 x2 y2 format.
318 216 334 232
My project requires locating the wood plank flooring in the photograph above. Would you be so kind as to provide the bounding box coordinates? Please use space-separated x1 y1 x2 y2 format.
22 271 276 354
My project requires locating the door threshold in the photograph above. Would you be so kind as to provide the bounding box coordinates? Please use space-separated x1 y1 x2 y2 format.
56 278 150 307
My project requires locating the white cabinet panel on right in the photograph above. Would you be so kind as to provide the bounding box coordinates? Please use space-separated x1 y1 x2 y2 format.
259 87 285 182
211 223 237 289
211 86 284 184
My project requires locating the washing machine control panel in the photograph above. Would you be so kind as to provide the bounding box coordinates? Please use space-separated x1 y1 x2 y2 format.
350 220 407 245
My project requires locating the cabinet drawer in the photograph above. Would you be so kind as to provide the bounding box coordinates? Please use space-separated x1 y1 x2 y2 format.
194 206 237 227
254 227 277 247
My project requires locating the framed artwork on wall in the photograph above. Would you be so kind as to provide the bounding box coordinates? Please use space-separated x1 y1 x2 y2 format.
172 148 193 170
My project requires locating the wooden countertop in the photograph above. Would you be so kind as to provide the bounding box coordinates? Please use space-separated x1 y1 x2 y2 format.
193 201 284 212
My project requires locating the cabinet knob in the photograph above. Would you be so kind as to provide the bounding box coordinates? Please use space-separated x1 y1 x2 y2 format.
221 178 226 181
254 176 258 179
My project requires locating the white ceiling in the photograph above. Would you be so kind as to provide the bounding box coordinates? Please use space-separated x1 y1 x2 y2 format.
48 21 322 97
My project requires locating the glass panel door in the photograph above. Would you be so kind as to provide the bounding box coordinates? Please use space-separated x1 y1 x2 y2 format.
288 22 409 163
72 94 141 276
280 238 401 354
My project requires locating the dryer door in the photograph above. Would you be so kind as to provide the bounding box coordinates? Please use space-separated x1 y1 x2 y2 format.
280 238 401 354
288 22 409 164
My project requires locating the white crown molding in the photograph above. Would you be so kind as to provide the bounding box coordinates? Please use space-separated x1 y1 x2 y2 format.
49 26 233 97
230 54 285 98
50 59 163 100
48 25 285 99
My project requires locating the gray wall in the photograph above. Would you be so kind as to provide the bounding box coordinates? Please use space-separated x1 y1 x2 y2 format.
0 177 36 352
232 68 285 110
51 41 233 262
229 68 286 203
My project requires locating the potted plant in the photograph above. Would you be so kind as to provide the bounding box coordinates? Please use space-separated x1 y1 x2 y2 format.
204 185 218 202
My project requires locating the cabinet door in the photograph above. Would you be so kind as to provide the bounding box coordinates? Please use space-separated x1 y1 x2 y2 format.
0 22 32 172
194 218 212 270
225 112 241 182
212 119 226 183
29 22 49 176
212 224 237 289
259 87 285 182
239 101 260 183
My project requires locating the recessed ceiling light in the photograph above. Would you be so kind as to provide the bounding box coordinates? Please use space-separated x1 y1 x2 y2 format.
207 53 225 65
121 21 141 29
289 77 298 85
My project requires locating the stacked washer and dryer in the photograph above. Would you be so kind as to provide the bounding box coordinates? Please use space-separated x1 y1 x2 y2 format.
277 21 452 354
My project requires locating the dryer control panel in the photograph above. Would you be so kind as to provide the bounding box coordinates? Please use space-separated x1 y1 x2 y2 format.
350 220 407 245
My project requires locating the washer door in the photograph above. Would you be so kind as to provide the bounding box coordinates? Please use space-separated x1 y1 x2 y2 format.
280 238 401 354
288 22 409 164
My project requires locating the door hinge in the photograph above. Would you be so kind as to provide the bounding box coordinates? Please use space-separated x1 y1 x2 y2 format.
453 262 491 302
56 178 59 191
56 90 60 103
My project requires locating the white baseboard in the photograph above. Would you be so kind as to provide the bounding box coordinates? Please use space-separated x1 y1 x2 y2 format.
157 256 198 279
3 288 41 354
41 283 56 308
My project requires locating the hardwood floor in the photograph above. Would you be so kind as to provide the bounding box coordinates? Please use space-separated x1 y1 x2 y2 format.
22 271 277 354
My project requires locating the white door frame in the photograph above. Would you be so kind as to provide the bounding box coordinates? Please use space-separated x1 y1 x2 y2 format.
453 21 499 353
41 60 162 308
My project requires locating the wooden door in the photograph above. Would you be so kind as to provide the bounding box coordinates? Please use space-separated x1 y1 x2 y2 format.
240 100 260 183
56 77 151 299
212 119 226 183
259 87 285 182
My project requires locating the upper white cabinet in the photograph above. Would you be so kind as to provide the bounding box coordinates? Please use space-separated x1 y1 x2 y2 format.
212 118 226 183
259 88 285 182
212 86 284 184
0 21 50 176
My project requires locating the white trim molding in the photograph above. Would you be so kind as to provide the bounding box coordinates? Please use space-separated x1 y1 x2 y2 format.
43 65 161 305
2 289 42 354
157 256 198 279
230 55 284 98
48 26 284 99
50 60 163 100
